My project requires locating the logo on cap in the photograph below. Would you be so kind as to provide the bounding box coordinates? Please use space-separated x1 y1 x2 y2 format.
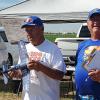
21 16 44 28
24 18 33 23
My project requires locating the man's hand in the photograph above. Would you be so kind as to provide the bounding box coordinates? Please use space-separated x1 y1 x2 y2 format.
8 69 22 79
27 60 41 71
88 69 100 82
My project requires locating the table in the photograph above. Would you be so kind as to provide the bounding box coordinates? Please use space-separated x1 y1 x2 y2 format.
65 66 75 98
66 66 75 72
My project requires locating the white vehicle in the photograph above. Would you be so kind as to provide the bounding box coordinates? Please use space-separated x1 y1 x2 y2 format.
76 23 90 38
55 23 90 65
0 27 19 67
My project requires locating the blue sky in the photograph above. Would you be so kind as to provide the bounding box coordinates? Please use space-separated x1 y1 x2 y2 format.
0 0 25 10
0 0 82 33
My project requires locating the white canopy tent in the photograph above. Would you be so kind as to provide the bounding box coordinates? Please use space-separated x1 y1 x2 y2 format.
0 0 100 41
0 0 100 22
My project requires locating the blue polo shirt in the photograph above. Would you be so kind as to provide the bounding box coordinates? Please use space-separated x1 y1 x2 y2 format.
75 39 100 98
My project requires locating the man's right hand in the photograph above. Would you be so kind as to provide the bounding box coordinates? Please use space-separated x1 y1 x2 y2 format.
8 69 22 79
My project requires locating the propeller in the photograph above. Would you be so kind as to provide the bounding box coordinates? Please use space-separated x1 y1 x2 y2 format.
1 61 29 84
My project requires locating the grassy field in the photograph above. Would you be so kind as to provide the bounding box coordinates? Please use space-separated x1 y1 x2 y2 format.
0 92 21 100
0 79 76 100
44 33 76 42
0 92 75 100
0 93 74 100
0 92 74 100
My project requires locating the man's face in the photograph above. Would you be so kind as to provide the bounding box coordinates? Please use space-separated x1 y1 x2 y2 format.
24 26 43 42
87 14 100 35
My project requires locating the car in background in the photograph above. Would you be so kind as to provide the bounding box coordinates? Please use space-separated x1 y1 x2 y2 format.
55 23 90 66
0 27 19 67
76 23 90 38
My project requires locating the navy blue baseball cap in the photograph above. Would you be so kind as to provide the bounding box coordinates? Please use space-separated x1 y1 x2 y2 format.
88 8 100 19
21 16 44 28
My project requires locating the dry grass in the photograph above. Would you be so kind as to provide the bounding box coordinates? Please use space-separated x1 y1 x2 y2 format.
0 92 75 100
0 78 76 100
0 92 73 100
0 92 21 100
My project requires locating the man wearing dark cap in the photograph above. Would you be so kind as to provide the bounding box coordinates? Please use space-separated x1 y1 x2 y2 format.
75 8 100 100
10 16 66 100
